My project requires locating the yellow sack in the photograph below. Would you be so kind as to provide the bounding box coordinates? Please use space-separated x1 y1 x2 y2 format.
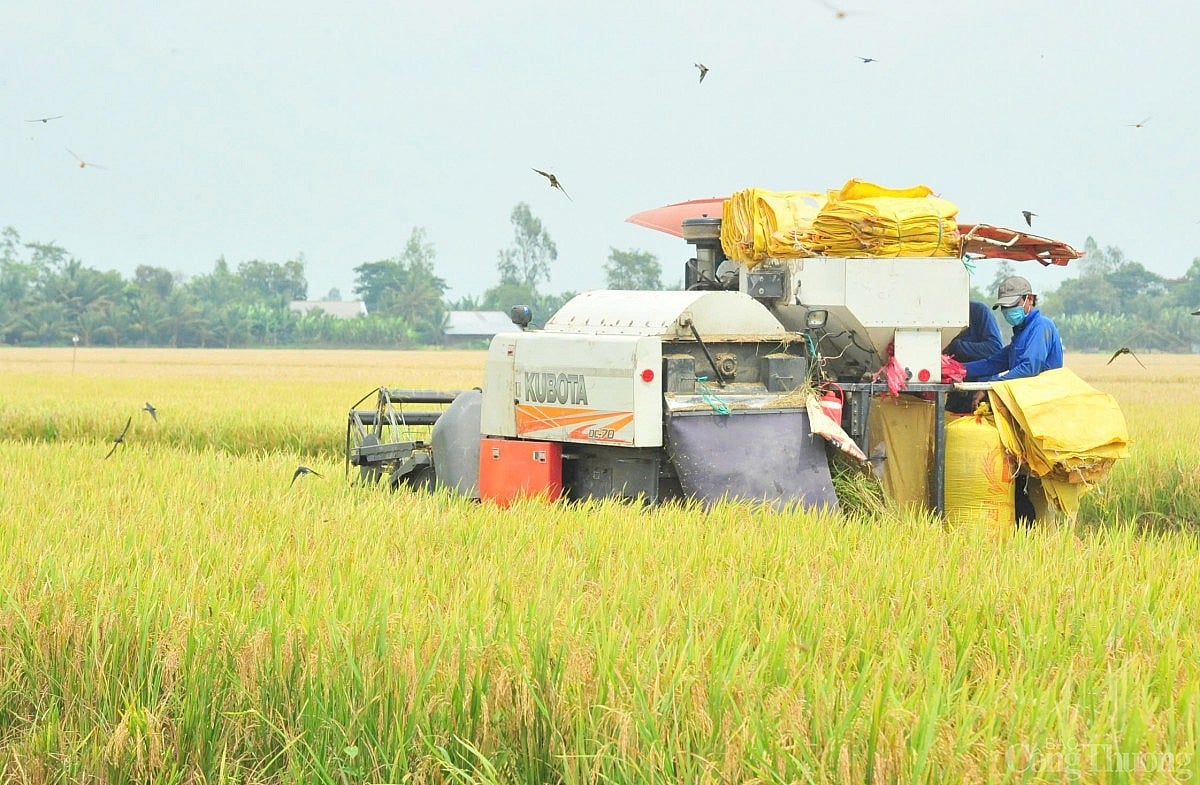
944 413 1015 530
867 395 933 511
720 179 960 262
721 188 826 264
810 180 961 258
830 179 942 201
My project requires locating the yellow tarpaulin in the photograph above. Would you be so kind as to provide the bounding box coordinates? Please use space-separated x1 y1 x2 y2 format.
720 179 960 264
987 367 1131 519
867 395 933 512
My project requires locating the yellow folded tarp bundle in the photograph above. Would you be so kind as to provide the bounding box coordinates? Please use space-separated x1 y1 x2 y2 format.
808 180 961 258
720 180 960 265
987 367 1131 519
720 189 826 264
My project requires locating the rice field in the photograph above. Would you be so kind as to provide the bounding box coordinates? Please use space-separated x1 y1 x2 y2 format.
1 347 1198 784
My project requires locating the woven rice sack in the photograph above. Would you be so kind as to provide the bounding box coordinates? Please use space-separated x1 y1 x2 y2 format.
945 413 1015 530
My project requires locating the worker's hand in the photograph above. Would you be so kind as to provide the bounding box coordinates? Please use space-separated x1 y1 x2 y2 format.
971 390 986 408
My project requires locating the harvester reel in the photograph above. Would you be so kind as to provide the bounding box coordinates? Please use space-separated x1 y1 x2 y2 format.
347 387 453 489
357 433 383 485
389 453 436 492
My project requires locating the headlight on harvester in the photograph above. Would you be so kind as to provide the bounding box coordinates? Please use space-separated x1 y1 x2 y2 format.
805 309 828 329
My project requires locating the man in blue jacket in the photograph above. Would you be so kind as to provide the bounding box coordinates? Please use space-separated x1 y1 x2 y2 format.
964 275 1063 383
963 274 1064 525
947 300 1004 364
945 300 1004 413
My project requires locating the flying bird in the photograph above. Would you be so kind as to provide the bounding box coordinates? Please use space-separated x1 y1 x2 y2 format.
1107 347 1145 368
532 168 571 200
857 56 878 63
26 115 63 123
291 465 323 487
818 0 850 18
66 149 106 169
1129 116 1151 128
694 63 709 83
142 402 157 422
105 417 132 459
1021 210 1037 227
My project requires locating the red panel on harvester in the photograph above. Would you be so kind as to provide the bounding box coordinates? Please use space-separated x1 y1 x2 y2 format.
478 438 563 506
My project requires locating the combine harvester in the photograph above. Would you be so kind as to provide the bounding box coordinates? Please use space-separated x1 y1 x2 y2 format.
347 184 1087 515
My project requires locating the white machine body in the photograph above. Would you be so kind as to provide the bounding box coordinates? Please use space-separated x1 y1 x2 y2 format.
481 331 663 446
742 256 971 381
480 290 792 447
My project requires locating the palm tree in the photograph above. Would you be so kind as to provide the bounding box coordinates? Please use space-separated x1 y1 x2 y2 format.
162 291 203 347
18 300 69 345
212 306 250 348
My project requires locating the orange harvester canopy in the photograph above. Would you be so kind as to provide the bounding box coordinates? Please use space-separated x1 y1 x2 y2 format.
625 198 727 238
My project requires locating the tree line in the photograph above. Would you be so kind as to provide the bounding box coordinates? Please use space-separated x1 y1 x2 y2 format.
0 204 664 349
971 237 1200 352
3 213 1197 351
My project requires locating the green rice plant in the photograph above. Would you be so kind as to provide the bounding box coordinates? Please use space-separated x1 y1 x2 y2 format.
0 347 486 457
1068 352 1200 528
0 348 1197 783
828 448 890 518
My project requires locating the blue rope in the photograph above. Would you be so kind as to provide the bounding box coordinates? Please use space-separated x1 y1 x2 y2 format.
695 376 731 415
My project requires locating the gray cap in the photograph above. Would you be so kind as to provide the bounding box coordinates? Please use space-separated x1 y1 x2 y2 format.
992 275 1034 309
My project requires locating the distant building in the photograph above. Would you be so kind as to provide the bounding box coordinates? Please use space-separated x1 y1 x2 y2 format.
444 310 517 344
288 299 368 319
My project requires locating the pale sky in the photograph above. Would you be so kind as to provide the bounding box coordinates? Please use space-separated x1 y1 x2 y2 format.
4 0 1198 304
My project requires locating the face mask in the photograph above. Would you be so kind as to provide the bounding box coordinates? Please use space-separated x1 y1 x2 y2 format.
1002 306 1026 327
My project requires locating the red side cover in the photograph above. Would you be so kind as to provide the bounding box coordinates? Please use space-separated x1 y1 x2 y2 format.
478 438 563 507
958 224 1083 266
